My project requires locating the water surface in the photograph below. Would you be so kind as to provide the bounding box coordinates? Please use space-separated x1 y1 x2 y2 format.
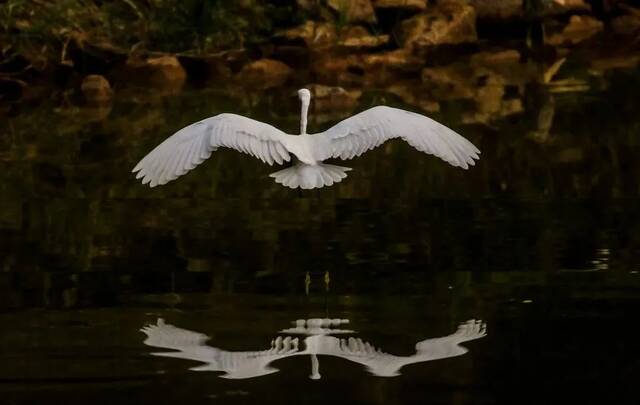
1 61 640 404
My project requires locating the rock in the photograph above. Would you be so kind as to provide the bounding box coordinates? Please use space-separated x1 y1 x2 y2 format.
281 22 386 53
327 0 377 23
236 59 293 89
307 84 362 111
418 99 441 113
611 6 640 36
469 49 534 87
612 15 640 36
463 97 523 124
124 55 187 93
421 64 476 99
422 61 524 124
312 54 364 86
338 26 389 49
476 74 505 115
296 0 316 10
470 49 520 66
385 83 441 113
363 49 423 85
470 74 524 123
547 15 603 46
373 0 427 11
399 0 477 49
469 0 522 19
146 56 187 84
551 0 590 12
502 98 523 115
80 75 112 105
178 49 247 83
363 48 422 70
589 54 640 74
280 21 338 52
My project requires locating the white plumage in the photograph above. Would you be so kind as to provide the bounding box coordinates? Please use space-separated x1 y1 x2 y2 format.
132 88 480 189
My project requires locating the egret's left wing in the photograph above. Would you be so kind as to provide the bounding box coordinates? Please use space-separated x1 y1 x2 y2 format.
132 113 292 187
315 106 480 168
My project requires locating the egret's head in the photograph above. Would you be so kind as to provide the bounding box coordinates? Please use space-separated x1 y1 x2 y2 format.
298 88 311 104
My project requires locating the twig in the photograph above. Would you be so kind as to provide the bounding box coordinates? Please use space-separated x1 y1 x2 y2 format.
121 0 145 20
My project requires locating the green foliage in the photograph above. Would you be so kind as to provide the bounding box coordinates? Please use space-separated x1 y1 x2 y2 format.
142 0 304 52
1 1 98 46
0 0 302 57
143 0 267 52
333 0 351 32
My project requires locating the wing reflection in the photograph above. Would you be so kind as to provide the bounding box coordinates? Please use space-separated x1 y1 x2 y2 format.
141 318 486 380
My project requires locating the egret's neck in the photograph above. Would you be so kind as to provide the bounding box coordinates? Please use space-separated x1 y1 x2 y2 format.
300 98 309 135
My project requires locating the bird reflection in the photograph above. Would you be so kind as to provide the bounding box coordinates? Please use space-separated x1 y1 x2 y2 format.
141 318 486 380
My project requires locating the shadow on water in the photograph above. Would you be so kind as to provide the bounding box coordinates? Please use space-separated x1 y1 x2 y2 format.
141 318 486 379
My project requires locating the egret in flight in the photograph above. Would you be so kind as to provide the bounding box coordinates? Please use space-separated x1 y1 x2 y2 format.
132 89 480 189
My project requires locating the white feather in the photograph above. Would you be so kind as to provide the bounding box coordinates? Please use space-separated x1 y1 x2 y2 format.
315 106 480 169
132 93 480 189
132 114 292 187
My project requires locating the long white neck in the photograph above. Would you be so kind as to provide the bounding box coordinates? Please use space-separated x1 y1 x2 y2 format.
300 98 309 135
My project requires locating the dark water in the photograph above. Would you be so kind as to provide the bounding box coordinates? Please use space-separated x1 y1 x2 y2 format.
2 63 640 404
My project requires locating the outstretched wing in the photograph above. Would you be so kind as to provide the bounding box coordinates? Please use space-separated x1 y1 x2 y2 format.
132 113 292 187
303 319 487 377
413 319 487 361
141 319 301 379
140 318 220 363
315 106 480 168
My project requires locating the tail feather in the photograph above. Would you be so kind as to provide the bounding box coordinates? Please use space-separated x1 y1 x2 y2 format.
269 163 351 189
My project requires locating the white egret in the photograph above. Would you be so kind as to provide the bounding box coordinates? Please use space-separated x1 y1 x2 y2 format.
132 88 480 189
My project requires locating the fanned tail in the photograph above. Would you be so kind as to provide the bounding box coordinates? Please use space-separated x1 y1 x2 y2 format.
269 163 351 189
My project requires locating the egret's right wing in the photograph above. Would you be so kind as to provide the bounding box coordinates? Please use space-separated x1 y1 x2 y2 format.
315 106 480 168
132 113 292 187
